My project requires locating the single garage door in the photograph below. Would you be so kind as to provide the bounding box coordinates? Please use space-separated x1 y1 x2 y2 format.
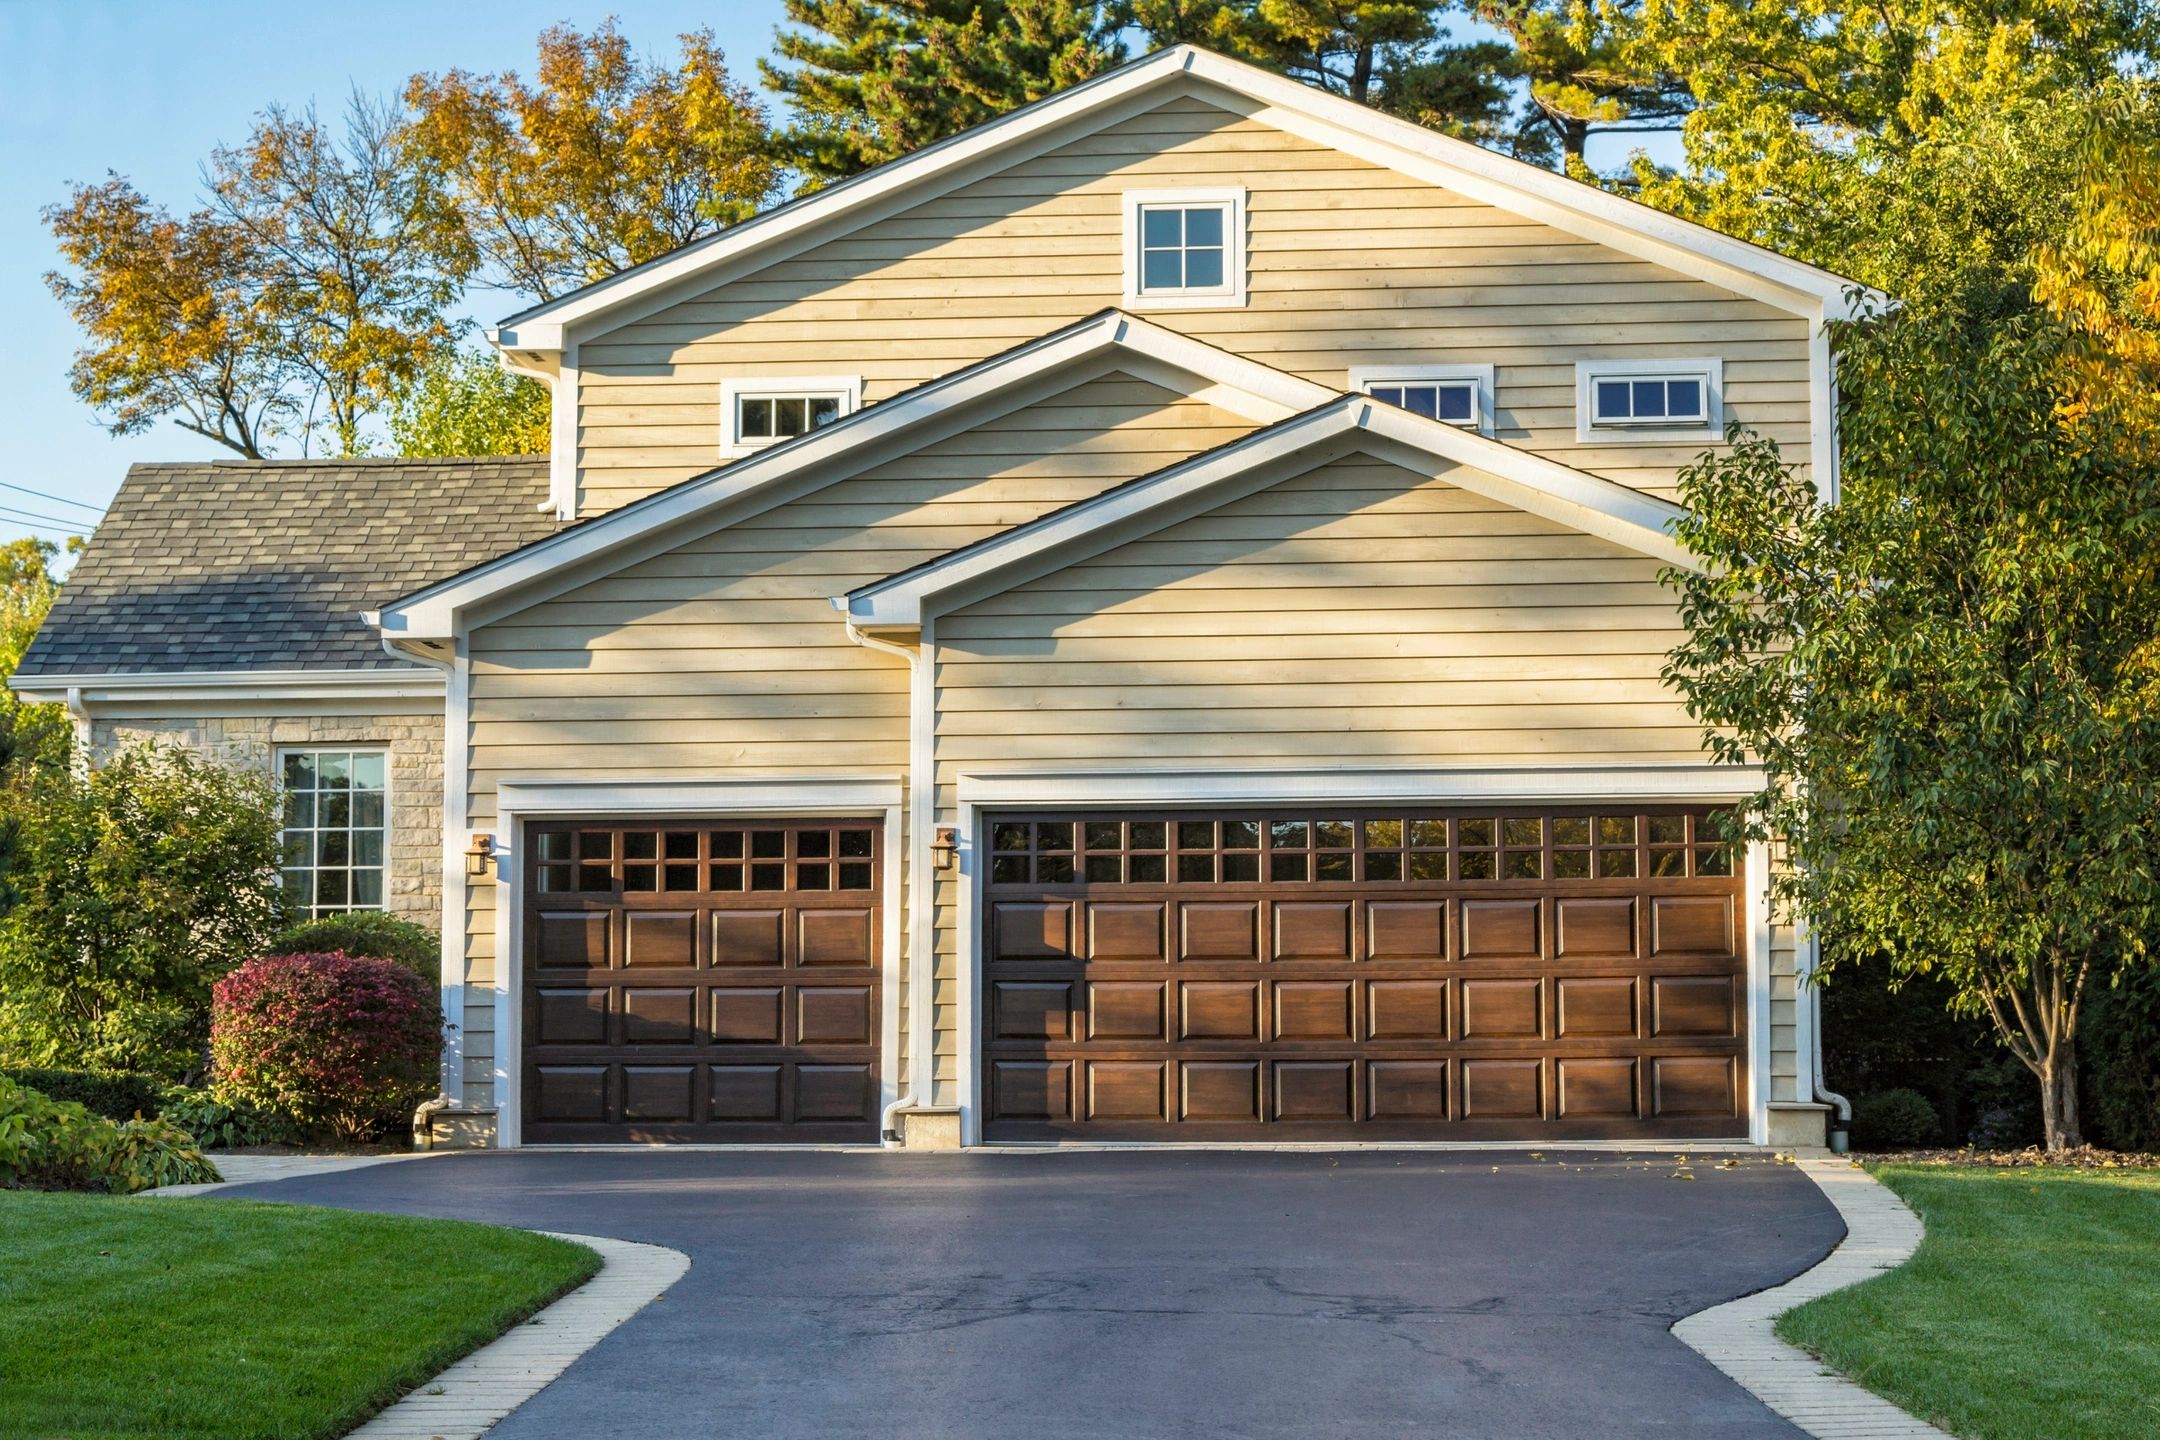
982 807 1747 1141
523 818 882 1143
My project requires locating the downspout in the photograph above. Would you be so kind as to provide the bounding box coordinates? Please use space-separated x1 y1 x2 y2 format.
844 618 934 1144
1807 932 1852 1142
378 631 468 1108
63 686 92 766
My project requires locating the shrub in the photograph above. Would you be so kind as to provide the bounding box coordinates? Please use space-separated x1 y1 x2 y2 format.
266 913 440 991
157 1086 298 1150
1854 1087 1944 1151
0 1067 162 1121
211 952 440 1142
0 1077 219 1192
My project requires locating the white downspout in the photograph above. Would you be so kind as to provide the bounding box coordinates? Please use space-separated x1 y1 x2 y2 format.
63 685 92 766
1807 932 1852 1131
845 618 934 1144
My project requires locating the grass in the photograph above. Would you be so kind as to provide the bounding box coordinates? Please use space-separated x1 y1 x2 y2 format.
0 1191 599 1440
1777 1164 2160 1440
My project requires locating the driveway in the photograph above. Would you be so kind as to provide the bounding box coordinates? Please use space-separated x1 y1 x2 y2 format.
226 1149 1841 1439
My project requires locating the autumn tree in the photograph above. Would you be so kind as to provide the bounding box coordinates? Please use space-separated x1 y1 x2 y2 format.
0 538 73 779
404 22 785 301
389 347 550 457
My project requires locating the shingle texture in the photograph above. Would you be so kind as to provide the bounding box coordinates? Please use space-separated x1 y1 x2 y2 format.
16 458 558 677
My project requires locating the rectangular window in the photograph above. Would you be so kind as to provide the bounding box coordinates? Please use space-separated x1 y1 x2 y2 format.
1576 359 1722 441
1349 365 1494 435
1122 189 1246 309
720 376 862 455
279 749 389 917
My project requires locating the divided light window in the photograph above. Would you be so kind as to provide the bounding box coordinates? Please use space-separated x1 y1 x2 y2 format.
1123 189 1246 308
721 377 861 454
1591 373 1707 426
279 749 389 916
1367 380 1476 426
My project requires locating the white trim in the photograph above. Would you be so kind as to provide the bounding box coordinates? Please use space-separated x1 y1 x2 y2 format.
8 667 445 706
378 311 1334 642
272 741 394 919
488 774 904 1149
552 347 579 520
1348 363 1495 437
1120 186 1247 310
485 46 1873 349
1575 357 1724 445
1810 323 1840 504
843 395 1692 629
438 645 470 1101
719 374 863 458
1746 839 1774 1144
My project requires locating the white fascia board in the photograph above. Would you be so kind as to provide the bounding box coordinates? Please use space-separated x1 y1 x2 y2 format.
497 774 902 816
487 45 1875 351
956 762 1768 808
9 667 445 705
843 397 1693 628
378 311 1334 641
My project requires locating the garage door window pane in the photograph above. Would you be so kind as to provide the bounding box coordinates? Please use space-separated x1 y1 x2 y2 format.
278 748 390 919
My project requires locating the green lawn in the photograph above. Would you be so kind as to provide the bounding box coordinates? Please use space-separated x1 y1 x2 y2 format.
0 1191 599 1440
1778 1164 2160 1440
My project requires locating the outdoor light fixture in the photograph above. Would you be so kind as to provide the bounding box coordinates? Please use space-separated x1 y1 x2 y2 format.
931 826 959 870
464 833 496 878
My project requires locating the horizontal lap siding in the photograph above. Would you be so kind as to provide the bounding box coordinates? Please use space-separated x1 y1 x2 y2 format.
461 374 1253 1114
576 85 1812 514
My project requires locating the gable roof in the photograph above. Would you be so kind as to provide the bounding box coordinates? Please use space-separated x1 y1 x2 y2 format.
375 311 1335 645
13 458 556 687
839 396 1693 632
489 45 1872 359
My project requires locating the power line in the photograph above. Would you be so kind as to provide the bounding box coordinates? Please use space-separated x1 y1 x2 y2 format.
0 481 103 517
0 505 92 532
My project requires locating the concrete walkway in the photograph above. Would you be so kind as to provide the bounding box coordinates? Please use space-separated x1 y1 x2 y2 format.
152 1149 431 1196
1674 1155 1951 1439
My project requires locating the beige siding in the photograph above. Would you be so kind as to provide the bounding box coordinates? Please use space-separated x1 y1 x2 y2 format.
930 448 1797 1106
577 83 1811 514
458 373 1257 1109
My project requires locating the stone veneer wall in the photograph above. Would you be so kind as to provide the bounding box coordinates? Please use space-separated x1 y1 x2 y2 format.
90 713 444 924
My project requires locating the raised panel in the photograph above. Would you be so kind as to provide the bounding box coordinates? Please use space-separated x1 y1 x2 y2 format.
623 911 695 968
1460 900 1541 960
1182 1061 1260 1121
1088 1061 1168 1120
532 1065 608 1123
1557 1058 1636 1118
1179 902 1259 960
622 1065 695 1122
797 986 873 1045
1274 1061 1353 1121
711 987 784 1044
993 1060 1071 1121
1460 1060 1543 1120
621 988 696 1045
1555 898 1636 958
1273 902 1351 960
1652 1056 1737 1117
1088 903 1167 961
1555 978 1636 1038
1180 982 1259 1040
1088 982 1166 1040
994 981 1073 1041
533 988 608 1046
1274 981 1352 1040
711 910 784 967
1459 979 1543 1039
800 909 872 967
1651 896 1735 956
536 912 608 971
996 902 1073 958
1366 901 1445 961
795 1064 873 1121
1366 980 1447 1040
1367 1061 1447 1120
1652 976 1737 1036
708 1065 782 1120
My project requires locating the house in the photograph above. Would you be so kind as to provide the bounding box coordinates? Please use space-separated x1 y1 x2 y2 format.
14 46 1863 1149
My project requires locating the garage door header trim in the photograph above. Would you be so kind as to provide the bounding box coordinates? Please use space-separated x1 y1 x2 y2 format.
955 763 1769 809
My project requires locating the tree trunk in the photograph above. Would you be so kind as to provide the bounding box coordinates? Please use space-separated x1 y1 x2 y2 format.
2038 1047 2084 1152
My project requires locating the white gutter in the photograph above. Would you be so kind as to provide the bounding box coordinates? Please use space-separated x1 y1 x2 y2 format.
11 667 445 705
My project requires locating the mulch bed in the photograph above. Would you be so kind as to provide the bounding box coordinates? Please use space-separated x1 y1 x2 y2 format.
1862 1145 2160 1170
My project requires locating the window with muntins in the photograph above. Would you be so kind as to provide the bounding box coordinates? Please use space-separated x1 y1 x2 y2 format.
1123 189 1245 307
1367 379 1477 426
279 749 388 916
1591 374 1707 427
720 377 860 454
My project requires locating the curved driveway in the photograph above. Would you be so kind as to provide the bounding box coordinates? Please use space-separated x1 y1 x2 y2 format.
228 1149 1841 1439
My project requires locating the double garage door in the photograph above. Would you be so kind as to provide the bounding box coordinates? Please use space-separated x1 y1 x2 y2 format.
521 805 1746 1144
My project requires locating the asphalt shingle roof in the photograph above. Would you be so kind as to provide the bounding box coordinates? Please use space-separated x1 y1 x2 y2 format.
16 457 559 677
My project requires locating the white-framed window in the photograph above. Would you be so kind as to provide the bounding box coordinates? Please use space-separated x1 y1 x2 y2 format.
1349 364 1496 436
279 748 389 917
1575 358 1723 443
719 376 862 456
1121 188 1246 309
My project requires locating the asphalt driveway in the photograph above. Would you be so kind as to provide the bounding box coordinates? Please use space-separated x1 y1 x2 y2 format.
227 1149 1841 1439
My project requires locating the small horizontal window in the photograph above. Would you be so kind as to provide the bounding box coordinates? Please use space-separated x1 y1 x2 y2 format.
1592 375 1705 426
720 376 862 455
1575 359 1722 442
1123 189 1246 309
1349 365 1493 435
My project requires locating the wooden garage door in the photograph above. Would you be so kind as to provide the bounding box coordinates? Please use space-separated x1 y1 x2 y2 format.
981 808 1747 1141
523 819 881 1143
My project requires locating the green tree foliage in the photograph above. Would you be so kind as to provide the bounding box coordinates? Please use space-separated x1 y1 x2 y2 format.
0 539 74 780
1661 298 2160 1151
388 347 549 457
1471 2 1690 168
0 745 284 1081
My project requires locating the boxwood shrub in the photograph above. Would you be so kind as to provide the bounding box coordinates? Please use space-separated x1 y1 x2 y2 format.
265 914 440 990
0 1068 162 1122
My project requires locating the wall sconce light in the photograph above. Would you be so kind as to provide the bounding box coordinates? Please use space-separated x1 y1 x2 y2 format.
931 826 959 871
464 833 496 878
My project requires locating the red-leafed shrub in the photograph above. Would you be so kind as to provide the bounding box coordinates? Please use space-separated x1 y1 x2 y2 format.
210 953 440 1142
